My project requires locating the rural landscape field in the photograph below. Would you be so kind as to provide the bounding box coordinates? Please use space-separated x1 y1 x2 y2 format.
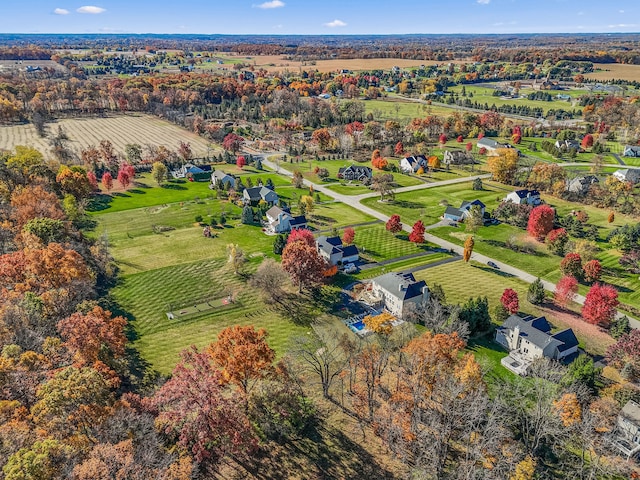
2 7 640 478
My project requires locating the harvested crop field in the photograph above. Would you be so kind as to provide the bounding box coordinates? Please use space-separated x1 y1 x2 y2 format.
223 54 467 73
0 114 218 157
585 63 640 81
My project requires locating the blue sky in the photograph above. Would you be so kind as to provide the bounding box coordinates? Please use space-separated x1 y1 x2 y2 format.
5 0 639 34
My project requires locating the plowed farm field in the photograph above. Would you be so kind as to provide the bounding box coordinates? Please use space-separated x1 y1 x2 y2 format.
0 114 218 157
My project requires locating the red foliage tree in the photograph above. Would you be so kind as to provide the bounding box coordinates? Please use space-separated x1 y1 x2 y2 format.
583 259 602 283
479 147 487 155
527 205 555 241
386 214 402 234
560 253 583 279
394 142 404 156
86 171 98 190
286 228 315 247
545 228 569 256
456 135 464 143
408 220 425 244
117 168 131 190
582 283 619 326
101 172 113 192
606 329 640 370
342 227 355 245
281 241 328 292
153 346 257 469
222 133 245 153
465 142 473 152
512 134 522 145
10 185 66 229
500 288 520 314
478 132 484 140
439 134 448 145
555 275 578 307
581 134 594 149
236 156 246 169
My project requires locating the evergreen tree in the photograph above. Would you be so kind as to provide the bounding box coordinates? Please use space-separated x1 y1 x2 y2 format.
527 278 546 305
241 205 254 225
273 234 287 255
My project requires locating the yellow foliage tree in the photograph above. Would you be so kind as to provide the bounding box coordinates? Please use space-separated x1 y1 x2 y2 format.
300 195 314 213
487 148 518 184
608 211 615 224
553 392 582 427
416 166 425 175
463 235 474 262
363 312 395 336
510 456 536 480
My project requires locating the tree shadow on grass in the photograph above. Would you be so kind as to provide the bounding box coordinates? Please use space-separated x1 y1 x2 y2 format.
112 192 131 198
128 188 146 195
161 183 188 191
392 200 422 209
471 264 517 278
132 181 151 189
86 194 113 212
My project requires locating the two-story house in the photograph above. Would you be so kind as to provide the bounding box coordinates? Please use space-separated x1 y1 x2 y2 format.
370 272 430 319
243 186 279 206
505 189 541 206
612 400 640 459
265 206 307 234
316 236 359 266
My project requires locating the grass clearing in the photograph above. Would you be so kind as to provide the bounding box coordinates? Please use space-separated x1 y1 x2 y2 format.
353 225 435 261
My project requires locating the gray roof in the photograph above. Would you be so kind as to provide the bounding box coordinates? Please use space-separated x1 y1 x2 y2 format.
316 236 342 256
338 165 372 177
445 206 464 218
212 170 234 182
621 401 640 426
266 205 286 219
373 272 428 301
499 314 578 351
244 186 277 201
477 138 500 149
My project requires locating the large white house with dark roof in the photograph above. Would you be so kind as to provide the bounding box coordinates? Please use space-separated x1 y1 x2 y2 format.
265 206 307 234
613 169 640 185
316 236 359 266
370 272 430 319
505 189 541 206
496 314 579 375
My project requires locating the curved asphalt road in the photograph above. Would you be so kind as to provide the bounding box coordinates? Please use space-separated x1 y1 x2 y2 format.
260 153 639 326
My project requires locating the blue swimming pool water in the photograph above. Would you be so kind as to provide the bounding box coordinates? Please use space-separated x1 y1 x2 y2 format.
351 320 365 331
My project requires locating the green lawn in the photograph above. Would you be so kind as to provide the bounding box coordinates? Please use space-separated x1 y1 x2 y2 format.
114 258 311 374
364 97 453 121
352 225 435 261
361 181 504 227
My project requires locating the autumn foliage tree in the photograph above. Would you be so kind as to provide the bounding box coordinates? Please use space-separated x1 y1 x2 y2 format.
409 220 425 244
581 134 594 149
501 288 520 314
394 141 404 156
222 133 245 153
546 228 569 256
286 228 315 247
153 346 257 470
281 240 328 292
527 205 555 241
342 227 355 245
582 283 619 326
10 185 66 230
207 325 275 397
608 211 615 224
606 329 640 374
463 235 474 262
236 155 246 169
101 172 113 192
555 275 578 307
487 148 518 184
560 253 583 279
583 259 602 283
386 214 402 234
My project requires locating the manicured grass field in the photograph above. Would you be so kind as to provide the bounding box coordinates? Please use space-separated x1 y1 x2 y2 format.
363 98 453 120
361 181 505 227
352 225 434 261
113 258 311 374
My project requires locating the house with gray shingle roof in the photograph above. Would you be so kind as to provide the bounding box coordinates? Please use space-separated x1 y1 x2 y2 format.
496 314 578 375
443 199 486 223
265 206 307 234
316 236 359 266
613 169 640 185
612 400 640 459
210 170 235 188
243 186 279 206
370 272 430 319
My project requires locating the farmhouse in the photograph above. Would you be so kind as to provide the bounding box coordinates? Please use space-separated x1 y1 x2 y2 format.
495 314 578 375
370 272 430 319
443 150 476 166
210 170 235 188
612 400 640 459
171 163 212 180
338 164 373 181
477 137 506 153
554 139 581 151
566 175 599 195
399 155 428 173
316 236 359 266
505 189 541 206
443 199 486 223
243 186 279 206
623 145 640 157
265 206 307 234
613 169 640 184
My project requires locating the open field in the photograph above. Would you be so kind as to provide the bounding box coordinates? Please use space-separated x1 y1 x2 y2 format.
364 98 454 120
211 54 466 73
0 114 218 158
351 225 434 262
113 258 312 374
585 63 640 82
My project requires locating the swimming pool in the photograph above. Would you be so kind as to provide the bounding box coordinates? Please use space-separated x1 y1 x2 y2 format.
350 320 365 332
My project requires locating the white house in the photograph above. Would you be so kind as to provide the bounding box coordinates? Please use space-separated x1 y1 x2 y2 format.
613 169 640 185
265 206 307 234
316 236 359 266
623 145 640 158
243 186 279 206
612 400 640 459
370 272 430 319
505 189 541 206
495 314 579 375
399 155 427 173
443 199 486 223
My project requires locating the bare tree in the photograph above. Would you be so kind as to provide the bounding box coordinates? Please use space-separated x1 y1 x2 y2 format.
249 258 288 304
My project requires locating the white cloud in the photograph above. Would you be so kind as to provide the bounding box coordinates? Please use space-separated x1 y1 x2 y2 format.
77 5 106 14
608 23 637 28
619 9 625 13
255 0 285 8
54 8 69 14
324 19 347 28
477 0 490 4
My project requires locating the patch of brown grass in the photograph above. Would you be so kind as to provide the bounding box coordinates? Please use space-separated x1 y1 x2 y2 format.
584 63 640 82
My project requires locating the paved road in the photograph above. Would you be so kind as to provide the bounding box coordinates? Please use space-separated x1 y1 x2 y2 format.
612 153 626 166
261 155 640 327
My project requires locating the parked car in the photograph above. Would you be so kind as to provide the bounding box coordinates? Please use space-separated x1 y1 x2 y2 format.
343 263 358 274
487 261 499 269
